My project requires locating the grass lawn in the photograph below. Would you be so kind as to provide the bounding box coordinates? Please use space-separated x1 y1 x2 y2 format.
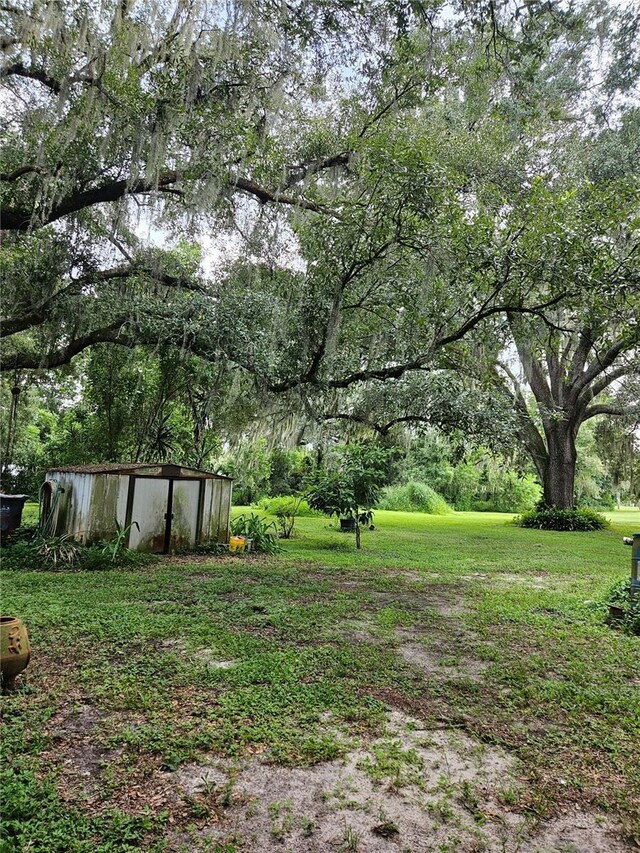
1 508 639 852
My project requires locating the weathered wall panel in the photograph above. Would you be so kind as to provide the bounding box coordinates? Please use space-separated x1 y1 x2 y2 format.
219 481 232 542
87 474 120 542
200 480 212 541
171 480 199 549
115 476 130 527
200 478 231 543
128 478 170 552
209 478 222 541
50 472 95 543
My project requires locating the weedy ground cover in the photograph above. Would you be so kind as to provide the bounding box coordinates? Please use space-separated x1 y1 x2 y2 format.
1 509 638 851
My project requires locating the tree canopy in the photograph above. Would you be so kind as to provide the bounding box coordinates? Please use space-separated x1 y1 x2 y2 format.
2 0 639 508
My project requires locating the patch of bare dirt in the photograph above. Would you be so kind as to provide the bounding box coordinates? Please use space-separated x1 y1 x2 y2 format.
158 637 189 652
193 648 237 670
519 808 634 853
394 626 487 682
165 711 632 852
339 616 381 643
45 702 121 799
397 570 442 582
167 710 526 852
357 585 470 620
170 760 230 796
397 641 489 681
432 599 469 617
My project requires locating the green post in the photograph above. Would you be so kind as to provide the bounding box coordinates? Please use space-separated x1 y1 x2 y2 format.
632 533 640 598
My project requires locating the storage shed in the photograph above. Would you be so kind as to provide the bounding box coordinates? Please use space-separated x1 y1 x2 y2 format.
42 463 233 553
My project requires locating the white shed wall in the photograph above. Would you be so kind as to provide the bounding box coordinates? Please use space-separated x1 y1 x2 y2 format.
202 478 231 543
44 469 232 551
48 472 96 543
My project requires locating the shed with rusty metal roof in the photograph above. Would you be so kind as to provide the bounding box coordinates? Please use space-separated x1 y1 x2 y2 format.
42 464 233 553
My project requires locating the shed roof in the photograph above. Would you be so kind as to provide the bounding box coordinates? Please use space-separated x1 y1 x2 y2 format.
46 463 232 480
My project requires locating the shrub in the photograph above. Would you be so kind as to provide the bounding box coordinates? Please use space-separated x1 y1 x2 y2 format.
258 496 318 538
377 481 452 515
604 579 640 635
259 496 318 517
230 513 280 553
517 507 609 531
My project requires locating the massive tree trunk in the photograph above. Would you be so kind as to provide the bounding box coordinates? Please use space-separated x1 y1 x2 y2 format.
497 316 633 510
541 421 578 509
521 417 577 510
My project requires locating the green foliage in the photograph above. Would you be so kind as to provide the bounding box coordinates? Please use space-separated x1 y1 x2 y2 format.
42 348 225 469
517 507 610 531
259 496 318 518
230 514 280 554
466 471 542 514
307 445 388 547
220 443 316 505
258 496 318 538
308 445 387 518
605 579 640 635
377 481 452 514
397 435 542 512
574 422 617 510
220 440 273 505
34 534 81 569
267 449 316 497
307 473 356 520
100 522 140 563
1 535 154 572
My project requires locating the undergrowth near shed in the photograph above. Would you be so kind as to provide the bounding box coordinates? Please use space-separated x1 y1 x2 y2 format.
1 535 156 572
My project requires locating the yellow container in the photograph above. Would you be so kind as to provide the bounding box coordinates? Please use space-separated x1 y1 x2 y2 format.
229 535 246 553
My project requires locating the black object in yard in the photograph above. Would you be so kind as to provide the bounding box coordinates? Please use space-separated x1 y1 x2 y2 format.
340 518 355 531
0 494 29 537
608 604 625 621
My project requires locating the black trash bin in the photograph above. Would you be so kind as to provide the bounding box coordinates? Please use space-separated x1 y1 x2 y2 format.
0 494 30 537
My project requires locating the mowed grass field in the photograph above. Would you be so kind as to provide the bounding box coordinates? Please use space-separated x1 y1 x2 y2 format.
1 509 639 852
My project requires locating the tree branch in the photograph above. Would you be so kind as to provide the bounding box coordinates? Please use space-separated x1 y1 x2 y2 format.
0 165 44 182
0 171 180 230
567 327 594 384
317 411 432 436
232 177 334 217
576 364 630 411
1 263 205 339
1 170 336 229
283 153 350 189
1 323 137 370
267 292 576 394
582 403 627 420
572 337 632 399
491 363 548 478
1 61 61 93
506 313 555 414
